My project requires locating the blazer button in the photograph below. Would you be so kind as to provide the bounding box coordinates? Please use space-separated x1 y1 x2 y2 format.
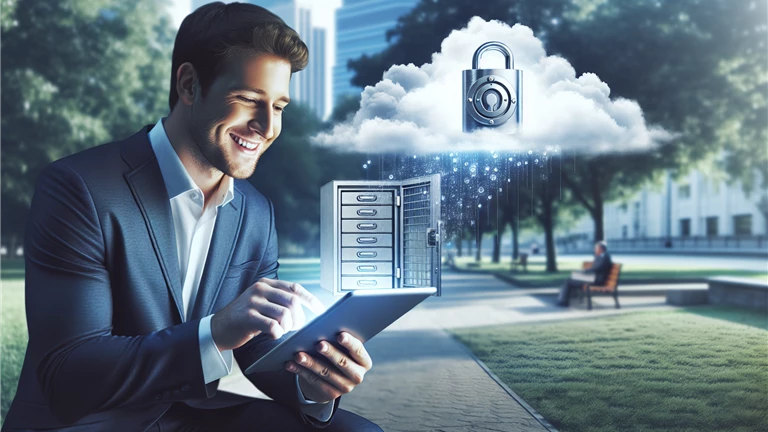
154 393 161 400
181 384 191 392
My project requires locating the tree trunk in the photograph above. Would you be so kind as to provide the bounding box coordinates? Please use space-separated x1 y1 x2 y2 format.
475 229 482 262
541 195 558 273
492 232 501 263
593 200 604 242
511 221 519 260
467 231 473 257
455 232 463 257
589 162 605 243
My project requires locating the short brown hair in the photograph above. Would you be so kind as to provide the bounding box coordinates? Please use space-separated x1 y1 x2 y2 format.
169 2 309 110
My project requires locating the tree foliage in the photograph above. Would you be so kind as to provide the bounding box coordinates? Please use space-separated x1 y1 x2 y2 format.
348 0 768 247
548 0 768 192
1 0 175 240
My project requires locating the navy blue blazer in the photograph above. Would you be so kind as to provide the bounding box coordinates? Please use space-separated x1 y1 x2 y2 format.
3 125 338 431
583 253 613 285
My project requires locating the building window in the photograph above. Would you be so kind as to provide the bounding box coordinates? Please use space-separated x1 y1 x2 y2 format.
680 218 691 237
678 184 691 200
733 214 752 236
622 225 628 238
706 217 718 236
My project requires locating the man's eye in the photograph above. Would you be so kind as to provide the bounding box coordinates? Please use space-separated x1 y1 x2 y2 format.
275 105 285 112
237 96 257 104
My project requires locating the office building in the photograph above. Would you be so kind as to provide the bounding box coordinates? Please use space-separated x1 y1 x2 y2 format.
333 0 417 103
556 167 768 252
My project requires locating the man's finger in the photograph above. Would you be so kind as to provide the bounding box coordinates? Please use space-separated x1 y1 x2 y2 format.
247 310 284 340
315 341 366 385
337 332 372 370
259 278 325 313
292 352 356 393
260 287 305 329
252 300 292 334
285 361 341 402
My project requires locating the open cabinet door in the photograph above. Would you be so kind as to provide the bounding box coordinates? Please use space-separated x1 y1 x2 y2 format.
399 174 442 296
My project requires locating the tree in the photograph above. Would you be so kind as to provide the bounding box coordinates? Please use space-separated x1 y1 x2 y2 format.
348 0 568 88
1 0 175 243
498 168 535 262
547 0 768 241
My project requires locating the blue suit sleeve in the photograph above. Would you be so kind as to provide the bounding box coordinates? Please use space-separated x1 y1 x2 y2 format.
233 198 340 427
26 161 212 425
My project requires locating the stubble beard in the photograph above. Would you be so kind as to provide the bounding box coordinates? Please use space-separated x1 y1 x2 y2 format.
190 121 261 180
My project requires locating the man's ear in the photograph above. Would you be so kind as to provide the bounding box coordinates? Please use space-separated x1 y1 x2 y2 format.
175 62 199 106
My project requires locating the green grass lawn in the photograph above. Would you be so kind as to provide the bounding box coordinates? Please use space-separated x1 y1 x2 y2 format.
451 256 768 287
1 260 26 422
452 308 768 432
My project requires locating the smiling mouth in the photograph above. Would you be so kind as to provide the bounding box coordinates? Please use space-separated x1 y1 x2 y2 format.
230 133 263 151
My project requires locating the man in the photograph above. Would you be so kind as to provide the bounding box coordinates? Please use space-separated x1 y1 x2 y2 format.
4 3 381 431
556 241 613 307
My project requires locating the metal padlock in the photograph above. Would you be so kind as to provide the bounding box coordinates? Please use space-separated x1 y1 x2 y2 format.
462 41 522 132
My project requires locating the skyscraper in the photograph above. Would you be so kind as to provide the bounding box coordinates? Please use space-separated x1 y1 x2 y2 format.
333 0 417 103
267 4 328 119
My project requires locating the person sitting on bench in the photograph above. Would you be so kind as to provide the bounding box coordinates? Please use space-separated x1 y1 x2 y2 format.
556 241 613 307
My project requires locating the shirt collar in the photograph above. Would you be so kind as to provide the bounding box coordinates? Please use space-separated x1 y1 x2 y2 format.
148 118 234 207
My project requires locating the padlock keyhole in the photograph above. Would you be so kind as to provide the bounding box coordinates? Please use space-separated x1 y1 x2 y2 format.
483 90 501 112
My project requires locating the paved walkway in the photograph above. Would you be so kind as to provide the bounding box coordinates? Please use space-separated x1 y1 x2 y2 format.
222 269 688 431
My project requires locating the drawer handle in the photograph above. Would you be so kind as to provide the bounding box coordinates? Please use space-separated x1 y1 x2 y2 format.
357 251 378 258
356 194 378 202
357 280 378 287
357 209 377 216
357 265 377 272
356 237 377 244
357 223 378 230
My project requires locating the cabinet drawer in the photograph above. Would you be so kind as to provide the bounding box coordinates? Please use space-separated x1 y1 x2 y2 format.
341 206 393 220
341 234 393 247
341 248 393 261
341 276 394 290
341 220 393 233
341 191 393 205
341 262 393 276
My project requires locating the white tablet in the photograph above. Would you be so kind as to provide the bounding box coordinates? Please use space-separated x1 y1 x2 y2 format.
243 287 436 374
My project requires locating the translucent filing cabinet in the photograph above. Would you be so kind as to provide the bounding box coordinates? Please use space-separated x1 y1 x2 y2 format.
320 174 442 296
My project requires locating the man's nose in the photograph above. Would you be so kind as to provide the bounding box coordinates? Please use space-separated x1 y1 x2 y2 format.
248 108 274 140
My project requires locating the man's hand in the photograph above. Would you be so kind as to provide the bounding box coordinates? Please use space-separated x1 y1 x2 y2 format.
285 332 372 403
211 278 324 351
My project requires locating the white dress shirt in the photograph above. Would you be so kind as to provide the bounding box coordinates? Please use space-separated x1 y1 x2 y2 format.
148 119 332 422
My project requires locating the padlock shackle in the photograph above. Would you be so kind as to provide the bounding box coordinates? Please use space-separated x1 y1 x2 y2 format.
472 41 514 70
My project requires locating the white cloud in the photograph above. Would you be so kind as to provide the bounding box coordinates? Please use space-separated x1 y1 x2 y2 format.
313 17 672 154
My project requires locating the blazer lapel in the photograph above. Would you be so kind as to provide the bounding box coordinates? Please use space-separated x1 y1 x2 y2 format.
191 190 244 320
122 126 185 322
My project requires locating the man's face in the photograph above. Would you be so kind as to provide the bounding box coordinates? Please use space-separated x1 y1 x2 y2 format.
188 53 292 179
594 245 601 256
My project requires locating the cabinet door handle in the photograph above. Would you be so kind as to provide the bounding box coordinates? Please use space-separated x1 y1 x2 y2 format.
356 194 378 202
357 279 378 287
357 209 377 216
356 237 377 244
357 251 378 258
357 223 377 230
357 265 377 272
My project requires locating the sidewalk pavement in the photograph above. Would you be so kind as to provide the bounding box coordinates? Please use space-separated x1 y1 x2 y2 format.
222 269 687 431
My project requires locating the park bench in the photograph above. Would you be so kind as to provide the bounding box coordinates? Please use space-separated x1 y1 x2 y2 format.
511 252 528 272
578 261 622 310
